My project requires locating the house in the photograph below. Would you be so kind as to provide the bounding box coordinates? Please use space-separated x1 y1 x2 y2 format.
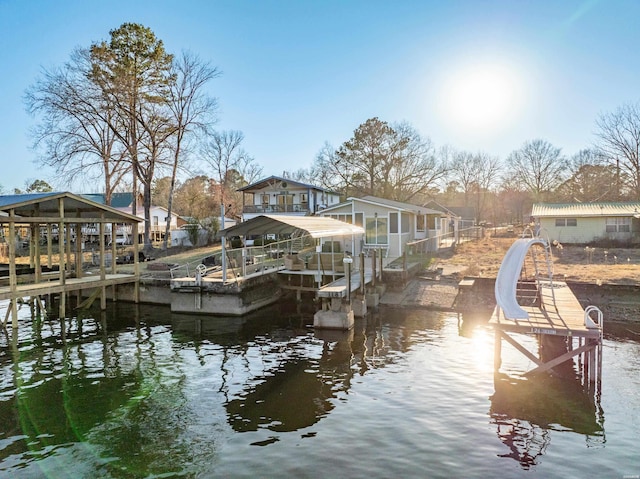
424 200 477 229
317 196 447 258
83 193 182 244
238 176 341 221
531 202 640 244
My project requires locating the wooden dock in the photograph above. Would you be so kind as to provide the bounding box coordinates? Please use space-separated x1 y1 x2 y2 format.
317 269 374 298
490 238 603 389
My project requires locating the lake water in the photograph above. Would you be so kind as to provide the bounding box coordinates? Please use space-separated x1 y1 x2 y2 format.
0 299 639 478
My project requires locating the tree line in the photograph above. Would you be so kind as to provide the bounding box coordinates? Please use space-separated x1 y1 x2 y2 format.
19 22 640 244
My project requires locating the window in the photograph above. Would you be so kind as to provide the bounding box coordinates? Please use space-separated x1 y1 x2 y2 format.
389 212 398 234
365 216 387 245
606 217 630 233
401 213 410 233
555 218 577 227
153 216 159 226
355 212 364 227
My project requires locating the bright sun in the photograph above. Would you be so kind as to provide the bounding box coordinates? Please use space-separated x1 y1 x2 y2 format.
440 62 523 133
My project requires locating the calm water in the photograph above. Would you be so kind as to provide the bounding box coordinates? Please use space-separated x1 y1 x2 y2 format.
0 299 639 478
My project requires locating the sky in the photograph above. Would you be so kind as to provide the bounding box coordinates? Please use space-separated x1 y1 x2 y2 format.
1 0 640 192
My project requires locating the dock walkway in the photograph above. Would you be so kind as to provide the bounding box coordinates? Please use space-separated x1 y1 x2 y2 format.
317 270 374 298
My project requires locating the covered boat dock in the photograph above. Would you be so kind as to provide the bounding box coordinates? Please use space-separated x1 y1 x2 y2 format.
0 192 141 329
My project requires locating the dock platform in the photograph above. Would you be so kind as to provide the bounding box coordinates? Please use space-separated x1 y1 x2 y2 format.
490 237 603 389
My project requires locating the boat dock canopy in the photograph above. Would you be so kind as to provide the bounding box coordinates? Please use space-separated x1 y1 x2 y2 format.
0 192 140 223
220 215 365 238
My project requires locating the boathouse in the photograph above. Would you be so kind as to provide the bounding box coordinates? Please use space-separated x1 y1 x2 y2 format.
170 215 369 320
0 192 141 330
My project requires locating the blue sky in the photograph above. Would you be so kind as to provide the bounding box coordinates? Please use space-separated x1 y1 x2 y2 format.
1 0 639 192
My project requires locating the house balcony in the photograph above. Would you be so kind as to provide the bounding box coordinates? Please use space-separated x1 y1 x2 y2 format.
243 204 310 214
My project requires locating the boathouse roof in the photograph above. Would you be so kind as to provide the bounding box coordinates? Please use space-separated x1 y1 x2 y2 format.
219 214 364 238
0 192 140 222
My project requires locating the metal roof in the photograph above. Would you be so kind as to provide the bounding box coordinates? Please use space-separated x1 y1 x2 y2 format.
237 175 336 193
532 202 640 217
220 215 365 238
321 195 443 216
0 192 140 222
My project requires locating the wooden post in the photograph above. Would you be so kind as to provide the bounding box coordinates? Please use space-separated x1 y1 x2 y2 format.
359 252 365 295
371 249 377 286
494 328 502 372
99 216 106 310
58 198 66 287
8 211 18 329
47 224 53 268
75 221 83 278
133 221 140 303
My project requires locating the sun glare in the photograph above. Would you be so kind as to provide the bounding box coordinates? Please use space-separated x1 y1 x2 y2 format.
439 62 524 133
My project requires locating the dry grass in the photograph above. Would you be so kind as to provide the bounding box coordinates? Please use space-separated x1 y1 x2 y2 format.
438 235 640 285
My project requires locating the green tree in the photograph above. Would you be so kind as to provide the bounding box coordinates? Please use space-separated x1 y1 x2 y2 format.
90 22 174 249
556 149 619 202
14 179 54 194
314 117 446 202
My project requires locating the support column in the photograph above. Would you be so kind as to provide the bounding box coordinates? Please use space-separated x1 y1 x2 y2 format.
494 328 502 372
8 212 18 329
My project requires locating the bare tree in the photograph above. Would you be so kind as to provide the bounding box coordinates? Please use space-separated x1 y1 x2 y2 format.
25 48 130 202
162 51 220 248
505 139 566 201
202 130 262 219
594 102 640 200
449 150 502 220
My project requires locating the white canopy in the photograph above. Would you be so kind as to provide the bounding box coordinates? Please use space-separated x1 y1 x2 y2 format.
220 215 364 238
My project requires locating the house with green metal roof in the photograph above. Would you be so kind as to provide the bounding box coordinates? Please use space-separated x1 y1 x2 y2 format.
531 202 640 244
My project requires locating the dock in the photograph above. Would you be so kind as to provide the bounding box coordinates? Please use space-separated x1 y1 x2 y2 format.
0 192 141 330
490 237 603 391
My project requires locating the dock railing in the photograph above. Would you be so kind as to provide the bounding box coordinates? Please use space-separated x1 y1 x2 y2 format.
169 236 317 280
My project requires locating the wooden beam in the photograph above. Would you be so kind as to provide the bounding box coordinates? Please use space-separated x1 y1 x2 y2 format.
498 330 544 366
0 216 139 225
525 342 594 376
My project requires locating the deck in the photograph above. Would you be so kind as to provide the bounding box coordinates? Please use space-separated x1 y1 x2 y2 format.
489 281 601 339
0 273 138 301
317 269 374 298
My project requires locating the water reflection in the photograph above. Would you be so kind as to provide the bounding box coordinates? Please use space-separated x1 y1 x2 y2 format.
490 373 605 469
1 299 630 478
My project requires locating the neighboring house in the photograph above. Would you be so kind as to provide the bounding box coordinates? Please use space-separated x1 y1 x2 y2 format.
83 193 181 244
531 202 640 244
238 176 341 221
114 205 182 243
424 200 477 229
317 196 446 258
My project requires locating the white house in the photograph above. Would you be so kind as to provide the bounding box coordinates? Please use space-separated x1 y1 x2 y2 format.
238 176 341 221
531 202 640 244
317 196 447 258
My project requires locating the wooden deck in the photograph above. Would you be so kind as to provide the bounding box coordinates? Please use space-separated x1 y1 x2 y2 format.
489 281 601 339
0 273 138 301
317 270 374 298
